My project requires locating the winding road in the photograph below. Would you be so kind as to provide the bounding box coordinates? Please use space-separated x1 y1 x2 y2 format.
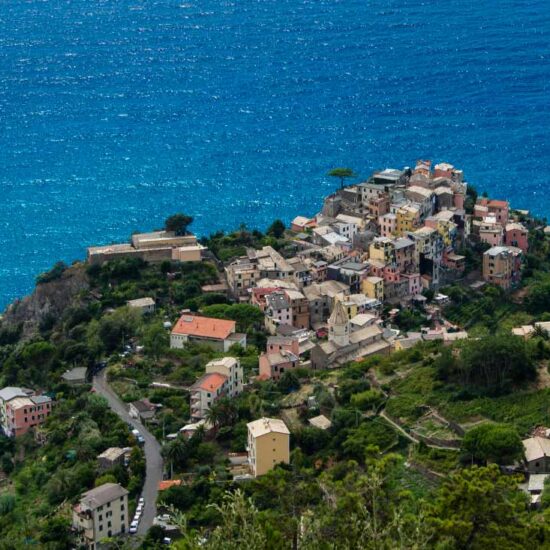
93 370 164 536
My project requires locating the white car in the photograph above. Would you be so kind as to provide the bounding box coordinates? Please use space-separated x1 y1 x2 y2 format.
138 496 145 506
129 521 138 534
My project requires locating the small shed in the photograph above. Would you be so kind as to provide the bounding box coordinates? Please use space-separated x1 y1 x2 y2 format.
308 415 332 431
129 399 157 421
97 447 127 472
61 367 88 385
127 297 155 314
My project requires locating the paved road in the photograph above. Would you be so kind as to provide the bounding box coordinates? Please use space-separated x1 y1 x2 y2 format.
94 371 164 536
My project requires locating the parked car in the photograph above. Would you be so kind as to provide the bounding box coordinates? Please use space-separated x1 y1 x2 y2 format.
138 497 145 506
137 435 145 445
129 521 139 534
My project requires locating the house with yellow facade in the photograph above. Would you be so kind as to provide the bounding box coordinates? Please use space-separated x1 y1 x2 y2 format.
247 417 290 477
362 276 384 301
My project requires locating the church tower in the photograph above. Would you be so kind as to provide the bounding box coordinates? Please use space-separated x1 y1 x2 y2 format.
328 300 350 347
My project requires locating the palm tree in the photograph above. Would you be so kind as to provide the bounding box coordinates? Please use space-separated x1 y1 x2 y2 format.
533 324 548 340
206 398 238 432
162 438 187 478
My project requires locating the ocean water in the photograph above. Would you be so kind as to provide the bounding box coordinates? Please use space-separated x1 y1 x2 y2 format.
0 0 549 309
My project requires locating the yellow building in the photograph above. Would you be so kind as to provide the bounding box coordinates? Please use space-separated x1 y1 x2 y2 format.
396 205 421 236
362 276 384 301
247 417 290 477
369 237 394 264
339 297 358 320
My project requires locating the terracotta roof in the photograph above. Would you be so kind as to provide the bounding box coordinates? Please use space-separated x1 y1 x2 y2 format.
158 479 182 491
192 372 227 392
172 315 235 340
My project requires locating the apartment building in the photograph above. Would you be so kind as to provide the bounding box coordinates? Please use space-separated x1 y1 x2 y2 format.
73 483 129 549
0 387 52 438
247 418 290 477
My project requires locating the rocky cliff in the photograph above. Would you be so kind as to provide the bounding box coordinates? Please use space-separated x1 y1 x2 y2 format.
1 263 90 339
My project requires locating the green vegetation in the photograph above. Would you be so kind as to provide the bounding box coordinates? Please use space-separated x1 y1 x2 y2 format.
461 423 523 465
165 213 194 236
4 208 550 547
327 167 357 189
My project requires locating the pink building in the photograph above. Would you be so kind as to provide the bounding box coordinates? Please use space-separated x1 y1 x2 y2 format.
367 196 390 218
401 272 421 296
378 213 397 238
453 192 465 210
505 223 529 253
0 387 52 438
250 287 279 311
259 337 300 380
266 336 300 356
369 260 385 278
478 222 504 247
475 198 509 226
383 265 400 283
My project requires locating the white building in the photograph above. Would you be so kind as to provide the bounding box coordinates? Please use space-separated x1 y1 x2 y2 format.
205 357 243 397
126 297 155 314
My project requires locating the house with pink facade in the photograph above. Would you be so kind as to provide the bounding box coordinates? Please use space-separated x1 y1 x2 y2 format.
0 387 52 438
259 336 300 380
474 198 509 226
478 220 504 247
378 213 397 238
505 222 529 253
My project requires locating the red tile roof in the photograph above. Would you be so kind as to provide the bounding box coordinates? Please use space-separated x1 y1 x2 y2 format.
158 480 182 491
192 372 227 392
172 315 235 340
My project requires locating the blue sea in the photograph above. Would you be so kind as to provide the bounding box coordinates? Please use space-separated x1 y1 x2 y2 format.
1 1 549 309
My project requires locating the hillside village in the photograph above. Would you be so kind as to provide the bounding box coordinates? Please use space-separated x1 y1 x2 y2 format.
2 161 550 548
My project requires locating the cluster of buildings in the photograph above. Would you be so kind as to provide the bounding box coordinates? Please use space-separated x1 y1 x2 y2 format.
0 386 52 438
219 161 528 373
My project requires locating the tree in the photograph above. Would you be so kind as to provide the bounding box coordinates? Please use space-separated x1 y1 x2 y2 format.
327 167 356 189
350 389 384 411
39 516 73 547
278 371 300 393
450 335 536 394
142 322 169 360
461 423 523 465
206 398 238 431
428 465 535 548
163 438 188 478
165 213 194 236
267 219 285 239
201 303 264 332
195 489 283 549
97 306 141 353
